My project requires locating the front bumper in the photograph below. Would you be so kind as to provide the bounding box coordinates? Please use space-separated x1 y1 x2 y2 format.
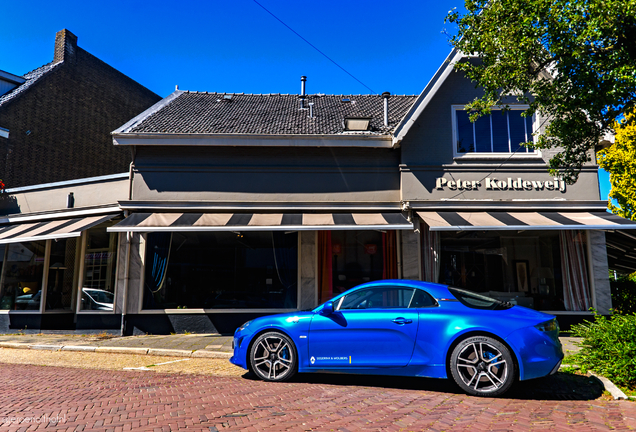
229 333 249 370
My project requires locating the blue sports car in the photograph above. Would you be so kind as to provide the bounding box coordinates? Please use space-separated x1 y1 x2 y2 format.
230 280 563 397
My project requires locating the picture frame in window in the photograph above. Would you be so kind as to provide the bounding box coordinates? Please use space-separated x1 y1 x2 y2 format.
514 260 530 292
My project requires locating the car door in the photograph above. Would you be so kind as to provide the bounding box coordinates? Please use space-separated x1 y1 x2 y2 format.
308 286 419 368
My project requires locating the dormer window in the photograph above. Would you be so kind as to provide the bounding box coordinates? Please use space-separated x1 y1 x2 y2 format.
344 117 371 131
452 105 536 155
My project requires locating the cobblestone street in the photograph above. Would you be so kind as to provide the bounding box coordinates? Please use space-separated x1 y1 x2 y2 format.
1 361 634 431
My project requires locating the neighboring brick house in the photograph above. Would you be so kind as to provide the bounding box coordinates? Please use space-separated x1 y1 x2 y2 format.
0 29 161 188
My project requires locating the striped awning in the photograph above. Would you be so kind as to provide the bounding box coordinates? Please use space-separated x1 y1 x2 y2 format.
0 214 116 244
108 212 413 232
417 211 636 231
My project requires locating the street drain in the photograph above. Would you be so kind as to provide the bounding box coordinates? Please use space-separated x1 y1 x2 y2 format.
222 413 250 418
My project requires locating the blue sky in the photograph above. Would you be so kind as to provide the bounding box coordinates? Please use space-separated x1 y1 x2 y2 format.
0 0 611 200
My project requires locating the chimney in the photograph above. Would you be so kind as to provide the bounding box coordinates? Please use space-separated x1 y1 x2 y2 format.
301 76 307 96
382 92 391 127
309 102 314 118
54 29 78 63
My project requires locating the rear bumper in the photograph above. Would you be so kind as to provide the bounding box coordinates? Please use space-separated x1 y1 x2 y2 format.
505 328 563 381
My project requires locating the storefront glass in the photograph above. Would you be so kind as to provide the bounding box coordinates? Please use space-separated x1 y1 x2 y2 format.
45 238 78 311
331 231 386 295
143 231 298 309
80 226 118 311
0 241 46 310
438 230 590 311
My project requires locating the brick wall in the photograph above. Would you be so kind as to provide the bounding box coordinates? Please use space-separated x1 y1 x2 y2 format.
0 30 161 188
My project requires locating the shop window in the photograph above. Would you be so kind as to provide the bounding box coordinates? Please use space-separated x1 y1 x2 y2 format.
438 231 588 311
45 238 79 311
143 231 298 310
0 241 46 310
80 226 118 311
330 231 387 296
454 106 535 155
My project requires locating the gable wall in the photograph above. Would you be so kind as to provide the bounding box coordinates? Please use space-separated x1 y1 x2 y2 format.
0 49 160 189
399 70 600 202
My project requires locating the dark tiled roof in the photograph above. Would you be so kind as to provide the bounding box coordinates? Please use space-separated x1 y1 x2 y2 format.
123 91 417 135
0 61 62 108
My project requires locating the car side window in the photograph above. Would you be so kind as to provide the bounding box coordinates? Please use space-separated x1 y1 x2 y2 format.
408 289 437 308
338 287 418 310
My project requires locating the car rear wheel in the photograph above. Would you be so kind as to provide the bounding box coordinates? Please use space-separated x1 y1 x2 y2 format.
450 336 515 397
249 331 297 382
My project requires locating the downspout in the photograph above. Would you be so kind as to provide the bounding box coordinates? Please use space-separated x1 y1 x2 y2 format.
120 226 131 336
120 161 134 336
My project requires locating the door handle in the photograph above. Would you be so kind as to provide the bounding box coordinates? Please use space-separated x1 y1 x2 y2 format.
392 317 413 325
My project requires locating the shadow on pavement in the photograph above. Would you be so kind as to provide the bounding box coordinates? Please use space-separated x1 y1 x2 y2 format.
242 371 604 401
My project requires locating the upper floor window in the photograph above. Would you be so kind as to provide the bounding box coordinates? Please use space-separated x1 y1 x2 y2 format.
453 106 536 155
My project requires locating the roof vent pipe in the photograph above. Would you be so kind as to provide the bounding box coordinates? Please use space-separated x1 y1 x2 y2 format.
382 92 391 127
309 102 314 118
301 76 307 96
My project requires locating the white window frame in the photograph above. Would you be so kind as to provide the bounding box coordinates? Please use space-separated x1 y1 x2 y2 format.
451 105 541 159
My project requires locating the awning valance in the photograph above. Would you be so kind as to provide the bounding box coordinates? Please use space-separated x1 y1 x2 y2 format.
417 211 636 231
0 214 116 244
107 212 413 232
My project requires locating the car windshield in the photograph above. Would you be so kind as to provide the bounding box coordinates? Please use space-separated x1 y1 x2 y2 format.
447 287 513 310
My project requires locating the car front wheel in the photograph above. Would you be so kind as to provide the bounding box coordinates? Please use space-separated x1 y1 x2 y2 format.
249 331 297 382
450 336 515 397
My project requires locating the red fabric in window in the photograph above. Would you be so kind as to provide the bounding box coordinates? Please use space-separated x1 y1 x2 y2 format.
382 231 398 279
317 231 333 303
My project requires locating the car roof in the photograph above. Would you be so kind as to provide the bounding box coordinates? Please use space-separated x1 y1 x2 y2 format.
336 279 453 301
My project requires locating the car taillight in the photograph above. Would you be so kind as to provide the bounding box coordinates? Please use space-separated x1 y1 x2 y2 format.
535 318 559 332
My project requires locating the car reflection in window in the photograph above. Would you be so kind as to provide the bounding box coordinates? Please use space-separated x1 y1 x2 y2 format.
81 288 114 311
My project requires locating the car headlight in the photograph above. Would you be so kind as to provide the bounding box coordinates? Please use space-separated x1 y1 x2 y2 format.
535 318 559 332
238 320 252 332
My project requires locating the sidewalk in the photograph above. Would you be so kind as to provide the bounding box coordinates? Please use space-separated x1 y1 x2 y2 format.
0 332 579 358
0 332 234 358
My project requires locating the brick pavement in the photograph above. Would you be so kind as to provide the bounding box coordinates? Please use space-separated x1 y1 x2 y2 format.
0 364 634 431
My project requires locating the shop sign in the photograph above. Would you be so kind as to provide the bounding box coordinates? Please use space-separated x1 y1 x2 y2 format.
435 176 566 192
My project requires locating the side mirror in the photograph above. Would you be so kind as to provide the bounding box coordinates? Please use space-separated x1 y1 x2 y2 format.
320 301 334 315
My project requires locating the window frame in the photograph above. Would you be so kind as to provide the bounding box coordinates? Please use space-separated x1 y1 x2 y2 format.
451 105 541 159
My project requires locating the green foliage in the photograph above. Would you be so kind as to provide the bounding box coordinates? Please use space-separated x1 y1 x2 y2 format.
610 271 636 314
446 0 636 184
597 110 636 220
570 312 636 388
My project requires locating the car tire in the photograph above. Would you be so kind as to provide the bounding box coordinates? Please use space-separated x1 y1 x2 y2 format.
249 331 297 382
450 335 515 397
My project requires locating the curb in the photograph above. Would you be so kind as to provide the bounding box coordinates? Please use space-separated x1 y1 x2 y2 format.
589 371 629 400
0 344 231 359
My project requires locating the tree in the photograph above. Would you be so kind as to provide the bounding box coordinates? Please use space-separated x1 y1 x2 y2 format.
597 110 636 220
446 0 636 184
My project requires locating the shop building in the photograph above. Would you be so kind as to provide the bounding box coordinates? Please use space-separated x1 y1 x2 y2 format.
1 53 635 334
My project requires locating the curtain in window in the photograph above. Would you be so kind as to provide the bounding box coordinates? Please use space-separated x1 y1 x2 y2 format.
143 232 172 309
317 231 332 304
421 223 440 283
382 231 398 279
272 232 297 308
559 230 591 311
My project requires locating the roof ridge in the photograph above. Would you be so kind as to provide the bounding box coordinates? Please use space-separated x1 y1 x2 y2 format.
0 60 63 109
